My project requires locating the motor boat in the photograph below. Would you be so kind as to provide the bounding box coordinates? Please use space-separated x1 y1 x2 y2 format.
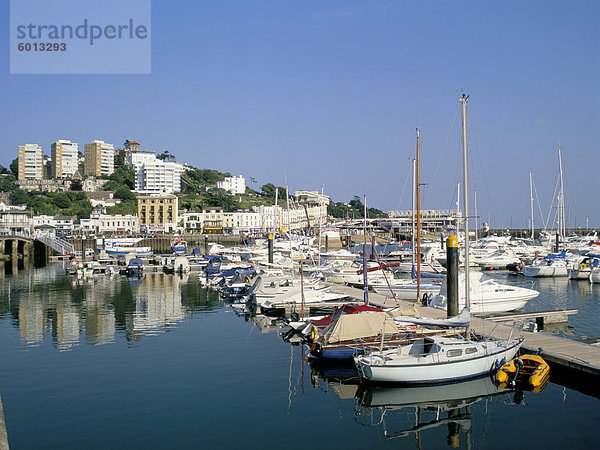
429 271 538 314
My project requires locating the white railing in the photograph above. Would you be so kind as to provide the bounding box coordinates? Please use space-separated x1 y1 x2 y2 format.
34 231 75 255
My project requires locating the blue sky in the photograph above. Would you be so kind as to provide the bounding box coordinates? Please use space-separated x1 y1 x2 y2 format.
2 0 599 228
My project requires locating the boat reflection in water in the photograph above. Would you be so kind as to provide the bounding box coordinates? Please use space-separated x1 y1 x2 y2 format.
355 375 512 444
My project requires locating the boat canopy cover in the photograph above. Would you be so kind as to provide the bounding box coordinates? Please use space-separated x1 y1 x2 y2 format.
411 265 445 280
545 250 567 259
312 304 383 329
192 248 203 255
321 312 399 344
127 258 143 267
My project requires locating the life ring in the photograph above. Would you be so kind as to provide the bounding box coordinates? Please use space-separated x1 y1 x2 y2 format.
580 263 587 271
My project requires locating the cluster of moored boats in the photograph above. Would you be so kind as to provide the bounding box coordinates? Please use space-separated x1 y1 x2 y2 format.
181 232 546 390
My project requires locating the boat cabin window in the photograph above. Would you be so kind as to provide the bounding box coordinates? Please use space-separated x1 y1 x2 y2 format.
465 347 478 354
423 337 435 354
447 349 463 357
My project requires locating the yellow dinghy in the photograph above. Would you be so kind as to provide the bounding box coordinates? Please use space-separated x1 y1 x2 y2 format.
496 354 550 392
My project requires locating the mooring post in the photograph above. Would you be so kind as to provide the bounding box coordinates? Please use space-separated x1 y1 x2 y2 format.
204 235 209 255
325 235 328 252
268 233 274 264
446 235 459 317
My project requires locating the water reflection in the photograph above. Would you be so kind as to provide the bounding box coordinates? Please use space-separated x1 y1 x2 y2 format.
308 355 527 447
0 264 223 350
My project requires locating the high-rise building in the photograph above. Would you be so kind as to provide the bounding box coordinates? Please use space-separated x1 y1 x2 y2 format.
127 151 183 194
51 140 79 178
84 140 114 177
17 144 44 180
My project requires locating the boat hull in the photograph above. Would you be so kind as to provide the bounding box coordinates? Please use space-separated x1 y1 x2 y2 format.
355 339 522 384
522 265 568 277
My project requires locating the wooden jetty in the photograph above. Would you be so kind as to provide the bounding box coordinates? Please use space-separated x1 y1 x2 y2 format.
329 285 600 398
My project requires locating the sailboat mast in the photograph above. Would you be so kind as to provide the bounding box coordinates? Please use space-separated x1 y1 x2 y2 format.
274 188 279 234
460 93 470 309
558 147 565 241
363 195 369 304
411 158 416 266
318 184 324 268
416 129 421 301
474 188 478 242
529 172 534 239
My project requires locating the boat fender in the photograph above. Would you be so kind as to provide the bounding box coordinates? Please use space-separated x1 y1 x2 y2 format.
580 263 586 271
311 327 318 341
244 275 251 283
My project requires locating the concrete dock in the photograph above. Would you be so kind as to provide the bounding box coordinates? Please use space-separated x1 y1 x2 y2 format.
330 284 600 398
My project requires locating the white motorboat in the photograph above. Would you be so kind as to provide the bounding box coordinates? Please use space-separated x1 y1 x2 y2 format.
568 255 599 280
372 279 442 301
355 334 523 384
429 271 538 314
476 249 521 270
320 261 392 286
103 238 153 257
522 252 569 277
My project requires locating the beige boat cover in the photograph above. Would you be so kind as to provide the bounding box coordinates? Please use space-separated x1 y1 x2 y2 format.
321 312 400 344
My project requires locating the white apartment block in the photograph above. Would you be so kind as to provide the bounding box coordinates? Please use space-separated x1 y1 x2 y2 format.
126 150 156 169
216 175 246 195
84 140 114 177
128 151 184 194
51 140 79 178
135 160 183 194
17 144 44 181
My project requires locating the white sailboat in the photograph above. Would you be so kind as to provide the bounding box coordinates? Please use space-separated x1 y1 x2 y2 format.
354 94 523 384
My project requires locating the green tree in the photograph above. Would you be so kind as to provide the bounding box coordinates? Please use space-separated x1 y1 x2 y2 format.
184 167 229 185
104 165 135 191
261 183 276 197
67 191 86 202
114 151 125 167
52 192 71 209
0 174 17 193
0 165 9 175
9 189 28 205
157 150 174 161
114 186 136 201
205 188 237 212
10 158 19 177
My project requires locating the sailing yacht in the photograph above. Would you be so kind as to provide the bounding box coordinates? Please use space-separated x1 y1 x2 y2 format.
354 95 523 384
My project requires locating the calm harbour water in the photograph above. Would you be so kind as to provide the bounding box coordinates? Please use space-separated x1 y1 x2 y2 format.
1 263 599 449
